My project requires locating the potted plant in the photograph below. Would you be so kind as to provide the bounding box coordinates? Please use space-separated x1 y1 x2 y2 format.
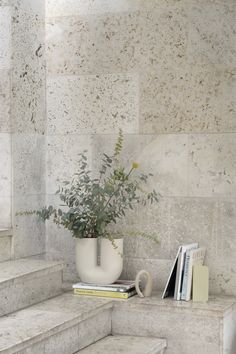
19 131 159 285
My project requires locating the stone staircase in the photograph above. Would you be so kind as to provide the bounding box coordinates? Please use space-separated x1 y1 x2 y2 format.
0 228 235 353
77 335 167 354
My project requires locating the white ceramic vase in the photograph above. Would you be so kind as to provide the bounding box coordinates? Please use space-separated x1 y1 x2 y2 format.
75 238 123 285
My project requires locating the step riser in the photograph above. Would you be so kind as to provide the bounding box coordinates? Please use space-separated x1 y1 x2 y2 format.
0 236 12 262
14 309 112 354
112 305 222 354
0 270 63 316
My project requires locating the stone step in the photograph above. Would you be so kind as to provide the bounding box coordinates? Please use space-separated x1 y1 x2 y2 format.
0 228 12 262
77 335 167 354
0 293 112 354
112 293 236 354
0 258 64 316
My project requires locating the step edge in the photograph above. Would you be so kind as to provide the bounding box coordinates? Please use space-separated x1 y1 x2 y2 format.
0 300 113 354
113 299 235 318
0 261 64 289
0 229 13 238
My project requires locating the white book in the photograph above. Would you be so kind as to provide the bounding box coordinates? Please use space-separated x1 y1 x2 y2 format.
182 247 206 301
73 280 135 293
174 243 198 300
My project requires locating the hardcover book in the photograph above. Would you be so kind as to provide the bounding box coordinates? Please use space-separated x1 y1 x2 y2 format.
181 247 206 301
73 280 136 293
162 243 198 300
73 287 137 299
174 243 198 300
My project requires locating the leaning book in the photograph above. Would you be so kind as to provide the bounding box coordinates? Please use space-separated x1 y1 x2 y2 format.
74 288 137 299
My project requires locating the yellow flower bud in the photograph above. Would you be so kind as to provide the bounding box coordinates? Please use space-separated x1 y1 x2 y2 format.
132 162 139 169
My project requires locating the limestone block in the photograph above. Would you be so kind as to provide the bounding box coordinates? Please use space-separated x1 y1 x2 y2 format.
13 194 46 258
168 197 217 260
46 3 187 75
11 2 46 133
187 0 236 70
47 74 139 135
46 0 181 17
0 6 11 69
140 66 236 134
46 134 92 194
0 70 11 132
93 133 188 197
188 134 236 197
0 234 12 262
0 196 11 228
0 133 11 197
12 134 46 196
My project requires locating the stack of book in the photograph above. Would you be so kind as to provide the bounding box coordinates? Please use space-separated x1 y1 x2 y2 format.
162 243 206 301
73 280 137 299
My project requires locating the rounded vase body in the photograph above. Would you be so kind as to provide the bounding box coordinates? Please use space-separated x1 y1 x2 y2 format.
75 238 123 285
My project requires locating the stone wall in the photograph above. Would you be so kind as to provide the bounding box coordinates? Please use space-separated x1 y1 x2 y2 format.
45 0 236 295
0 3 11 227
11 0 46 258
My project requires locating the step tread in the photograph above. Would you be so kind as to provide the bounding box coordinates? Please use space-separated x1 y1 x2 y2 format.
0 258 64 286
77 335 167 354
0 293 112 353
116 292 236 317
0 228 12 238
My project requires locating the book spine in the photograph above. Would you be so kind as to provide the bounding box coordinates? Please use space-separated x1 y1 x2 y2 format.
74 288 136 299
181 253 190 300
174 250 182 300
73 285 129 293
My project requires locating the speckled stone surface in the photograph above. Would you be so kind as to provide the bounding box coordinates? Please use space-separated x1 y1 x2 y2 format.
44 0 236 299
0 133 12 228
0 229 12 262
77 335 167 354
0 258 63 316
0 293 112 354
9 0 47 260
112 293 236 354
47 74 139 135
11 0 46 134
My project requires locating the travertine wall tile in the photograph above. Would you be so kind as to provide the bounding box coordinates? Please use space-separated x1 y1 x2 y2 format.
47 74 139 135
46 3 187 76
141 66 236 134
207 261 236 296
0 196 11 227
187 0 236 70
215 200 236 260
0 133 11 197
169 197 217 260
0 69 11 132
46 134 92 194
0 6 11 69
46 0 183 17
11 3 45 134
12 134 45 196
188 134 236 197
92 134 188 197
0 5 11 228
13 194 46 258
